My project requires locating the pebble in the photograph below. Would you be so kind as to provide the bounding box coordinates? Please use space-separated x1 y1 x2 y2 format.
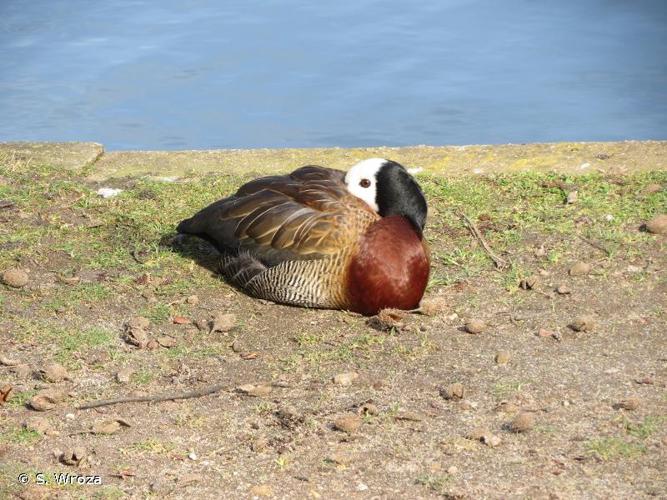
570 315 596 332
237 384 273 397
23 416 52 434
419 296 448 316
510 412 535 433
185 294 199 305
0 355 20 366
249 484 272 497
332 372 358 386
333 414 362 433
482 433 502 447
39 363 70 383
1 268 29 288
210 312 237 334
115 367 133 384
447 465 459 475
65 413 76 420
11 364 32 379
188 451 198 461
356 483 369 492
440 383 465 400
566 191 578 204
617 397 640 411
537 328 555 338
569 262 591 276
495 351 511 365
555 284 571 295
464 319 486 334
645 214 667 234
519 275 539 290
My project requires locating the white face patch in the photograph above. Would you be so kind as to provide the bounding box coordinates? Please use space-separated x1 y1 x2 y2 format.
344 158 387 212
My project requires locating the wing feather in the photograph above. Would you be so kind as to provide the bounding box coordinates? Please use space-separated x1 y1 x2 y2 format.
176 166 378 265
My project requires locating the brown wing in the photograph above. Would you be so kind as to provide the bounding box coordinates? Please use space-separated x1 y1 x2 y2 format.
177 166 378 266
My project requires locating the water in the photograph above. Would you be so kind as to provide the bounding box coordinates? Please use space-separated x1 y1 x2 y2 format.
1 0 665 150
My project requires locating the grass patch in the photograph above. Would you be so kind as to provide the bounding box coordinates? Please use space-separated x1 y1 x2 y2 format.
586 437 647 461
0 426 41 445
624 416 666 440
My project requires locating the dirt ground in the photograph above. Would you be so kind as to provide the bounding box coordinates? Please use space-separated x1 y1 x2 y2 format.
0 150 665 499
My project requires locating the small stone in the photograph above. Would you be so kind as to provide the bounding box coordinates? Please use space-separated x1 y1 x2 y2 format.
643 183 663 195
210 312 237 334
29 390 66 411
251 437 269 452
626 265 642 274
467 427 488 441
440 383 465 400
250 484 272 497
237 384 272 397
570 315 596 332
510 412 535 433
60 446 87 466
419 296 448 316
644 214 667 234
537 328 555 338
188 451 197 460
1 268 29 288
126 316 150 330
616 397 640 411
494 351 511 365
519 275 539 290
569 262 591 276
23 416 52 434
555 284 571 295
447 465 459 475
91 420 123 435
157 336 178 348
172 316 190 325
39 363 70 383
566 191 578 204
185 295 200 305
368 308 406 331
356 483 369 492
495 402 520 414
332 372 358 386
464 319 486 334
115 367 133 384
11 364 32 379
0 355 20 366
334 414 362 433
357 403 379 416
65 413 76 420
481 433 502 447
326 451 350 465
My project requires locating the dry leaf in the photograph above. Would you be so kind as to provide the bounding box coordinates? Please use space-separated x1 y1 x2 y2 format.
0 384 12 404
172 316 190 325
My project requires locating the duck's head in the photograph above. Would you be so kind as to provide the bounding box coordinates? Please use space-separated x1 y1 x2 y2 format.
345 158 427 234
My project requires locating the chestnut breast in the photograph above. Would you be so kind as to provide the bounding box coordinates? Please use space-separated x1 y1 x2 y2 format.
346 215 430 315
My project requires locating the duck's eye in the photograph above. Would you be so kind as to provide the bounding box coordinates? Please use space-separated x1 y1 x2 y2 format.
359 179 371 188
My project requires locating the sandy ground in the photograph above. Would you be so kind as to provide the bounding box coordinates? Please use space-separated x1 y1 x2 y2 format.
0 145 665 499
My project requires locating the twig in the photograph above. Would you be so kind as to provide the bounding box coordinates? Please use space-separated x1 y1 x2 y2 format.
77 383 228 410
459 212 509 270
576 234 612 257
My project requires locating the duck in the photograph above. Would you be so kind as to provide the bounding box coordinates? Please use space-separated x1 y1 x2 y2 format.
176 158 430 315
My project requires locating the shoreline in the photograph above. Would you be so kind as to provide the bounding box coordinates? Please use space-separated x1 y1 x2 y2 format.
0 140 665 180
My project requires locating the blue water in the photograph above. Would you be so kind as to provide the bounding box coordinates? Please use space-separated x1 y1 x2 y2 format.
0 0 665 150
